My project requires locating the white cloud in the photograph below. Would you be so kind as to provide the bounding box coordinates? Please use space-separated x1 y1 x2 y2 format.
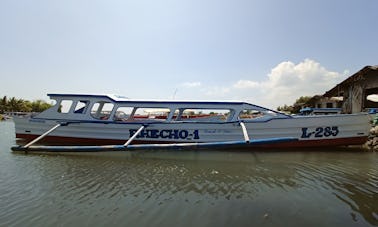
180 82 202 88
177 59 348 109
204 86 231 97
259 59 345 108
233 80 260 89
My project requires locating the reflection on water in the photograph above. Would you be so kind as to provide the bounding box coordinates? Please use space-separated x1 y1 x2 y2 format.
0 121 377 227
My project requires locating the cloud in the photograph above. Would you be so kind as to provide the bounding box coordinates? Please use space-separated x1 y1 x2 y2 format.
204 86 231 97
180 82 202 88
233 80 260 89
259 59 345 107
177 59 348 109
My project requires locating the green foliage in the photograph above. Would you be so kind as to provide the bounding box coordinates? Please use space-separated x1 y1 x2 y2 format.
0 96 52 113
277 104 294 113
277 96 313 114
294 96 312 105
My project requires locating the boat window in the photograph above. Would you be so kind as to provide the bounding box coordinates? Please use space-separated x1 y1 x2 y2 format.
74 100 88 114
239 109 261 119
90 102 114 120
238 109 276 121
132 108 170 121
58 100 73 113
114 107 134 121
175 109 230 122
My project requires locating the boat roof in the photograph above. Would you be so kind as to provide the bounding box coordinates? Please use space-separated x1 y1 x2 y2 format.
47 93 251 105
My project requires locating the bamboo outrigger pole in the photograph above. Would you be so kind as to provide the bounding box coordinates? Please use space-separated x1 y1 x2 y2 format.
239 121 250 142
124 125 145 147
23 123 62 148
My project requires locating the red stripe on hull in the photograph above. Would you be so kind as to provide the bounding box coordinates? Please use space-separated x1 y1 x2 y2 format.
253 136 368 148
16 134 175 146
16 133 368 149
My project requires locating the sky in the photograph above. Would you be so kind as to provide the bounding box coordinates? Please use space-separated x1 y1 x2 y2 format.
1 0 377 109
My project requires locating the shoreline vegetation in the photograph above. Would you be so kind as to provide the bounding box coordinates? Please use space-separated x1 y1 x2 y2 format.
0 96 52 114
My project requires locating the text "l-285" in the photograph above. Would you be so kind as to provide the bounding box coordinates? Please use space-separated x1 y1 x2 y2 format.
301 126 339 138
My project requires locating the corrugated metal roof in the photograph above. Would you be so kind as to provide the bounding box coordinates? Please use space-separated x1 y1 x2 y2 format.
323 65 378 97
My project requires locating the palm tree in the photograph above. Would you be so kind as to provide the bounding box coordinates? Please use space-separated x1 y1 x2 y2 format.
0 96 7 113
1 96 52 113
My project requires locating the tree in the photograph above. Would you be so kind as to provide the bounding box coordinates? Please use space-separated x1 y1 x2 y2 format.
0 96 7 113
294 96 312 105
277 96 313 114
277 104 294 113
292 96 312 113
30 100 49 112
0 96 52 113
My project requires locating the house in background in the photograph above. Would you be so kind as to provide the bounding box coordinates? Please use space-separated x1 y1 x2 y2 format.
321 65 378 113
306 95 343 109
296 95 343 115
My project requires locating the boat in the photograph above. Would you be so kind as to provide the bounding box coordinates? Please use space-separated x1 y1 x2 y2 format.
11 93 371 152
299 107 342 115
0 114 12 121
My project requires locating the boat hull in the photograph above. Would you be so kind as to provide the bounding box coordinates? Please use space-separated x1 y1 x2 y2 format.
15 133 368 149
14 113 371 149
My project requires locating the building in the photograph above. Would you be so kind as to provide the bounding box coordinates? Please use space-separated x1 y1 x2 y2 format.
306 95 343 109
322 65 378 113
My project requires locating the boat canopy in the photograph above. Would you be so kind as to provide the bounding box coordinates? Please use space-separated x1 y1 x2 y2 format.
34 93 291 122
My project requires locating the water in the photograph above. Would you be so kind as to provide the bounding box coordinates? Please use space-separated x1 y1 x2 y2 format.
0 121 377 227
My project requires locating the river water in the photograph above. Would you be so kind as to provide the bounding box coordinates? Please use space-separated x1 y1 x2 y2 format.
0 121 377 227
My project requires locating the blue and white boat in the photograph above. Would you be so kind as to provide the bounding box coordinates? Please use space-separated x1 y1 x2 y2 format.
12 93 371 152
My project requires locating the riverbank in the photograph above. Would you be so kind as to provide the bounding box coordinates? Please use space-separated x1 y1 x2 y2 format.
365 125 378 151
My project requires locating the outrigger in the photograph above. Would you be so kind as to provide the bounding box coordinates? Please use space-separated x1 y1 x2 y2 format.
11 93 371 153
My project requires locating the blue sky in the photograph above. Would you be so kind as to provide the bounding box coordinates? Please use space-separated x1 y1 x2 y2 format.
1 0 377 108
